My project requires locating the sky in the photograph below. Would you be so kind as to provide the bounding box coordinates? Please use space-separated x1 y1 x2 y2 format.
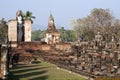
0 0 120 30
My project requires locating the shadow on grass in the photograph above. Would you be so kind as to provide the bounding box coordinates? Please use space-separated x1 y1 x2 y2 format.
16 70 47 78
10 64 49 80
9 72 48 80
32 60 41 64
11 64 40 69
11 67 49 74
9 73 19 80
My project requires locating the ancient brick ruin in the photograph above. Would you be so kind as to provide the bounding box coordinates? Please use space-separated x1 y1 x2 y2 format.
8 10 32 47
44 14 61 44
1 11 120 79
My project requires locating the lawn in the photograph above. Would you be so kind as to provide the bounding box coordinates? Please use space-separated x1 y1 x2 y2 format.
9 61 86 80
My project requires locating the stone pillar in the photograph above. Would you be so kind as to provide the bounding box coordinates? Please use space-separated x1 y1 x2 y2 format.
0 44 1 73
8 20 17 47
0 44 9 79
24 20 31 42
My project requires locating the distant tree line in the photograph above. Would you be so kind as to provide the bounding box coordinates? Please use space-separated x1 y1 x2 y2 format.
32 29 45 41
0 18 7 43
70 8 120 41
32 27 77 42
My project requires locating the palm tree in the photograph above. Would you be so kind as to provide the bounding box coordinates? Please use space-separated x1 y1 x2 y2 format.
24 11 35 23
0 18 7 26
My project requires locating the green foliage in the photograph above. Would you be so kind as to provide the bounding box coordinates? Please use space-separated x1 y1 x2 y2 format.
0 23 7 43
24 11 35 23
24 11 32 20
32 29 45 41
58 27 77 42
83 28 94 41
32 27 77 42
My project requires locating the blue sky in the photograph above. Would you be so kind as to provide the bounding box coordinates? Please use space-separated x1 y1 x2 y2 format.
0 0 120 29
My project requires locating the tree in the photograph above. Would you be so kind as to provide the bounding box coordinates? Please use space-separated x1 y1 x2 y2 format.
90 8 113 27
58 27 66 41
0 18 7 26
89 8 114 34
58 27 77 42
24 11 35 23
32 30 45 41
70 8 117 41
0 18 8 43
70 19 84 40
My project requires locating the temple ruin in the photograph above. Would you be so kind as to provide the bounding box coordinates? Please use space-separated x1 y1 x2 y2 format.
1 11 120 80
44 14 61 44
8 10 32 47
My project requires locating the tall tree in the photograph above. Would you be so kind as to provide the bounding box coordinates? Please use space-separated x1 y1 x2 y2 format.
90 8 114 34
70 8 116 41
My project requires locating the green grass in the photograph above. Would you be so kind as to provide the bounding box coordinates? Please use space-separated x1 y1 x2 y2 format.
9 61 86 80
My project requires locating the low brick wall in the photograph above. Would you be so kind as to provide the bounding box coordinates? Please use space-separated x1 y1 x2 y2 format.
18 42 71 51
18 42 51 51
55 43 71 51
